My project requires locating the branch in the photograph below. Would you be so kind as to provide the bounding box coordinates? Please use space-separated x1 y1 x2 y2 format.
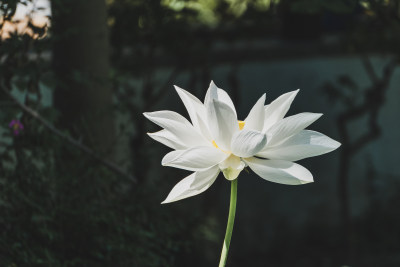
1 85 137 183
338 56 398 156
361 55 379 84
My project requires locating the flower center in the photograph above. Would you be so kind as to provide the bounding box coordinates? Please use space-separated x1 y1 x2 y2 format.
212 120 246 180
212 120 245 152
219 154 245 180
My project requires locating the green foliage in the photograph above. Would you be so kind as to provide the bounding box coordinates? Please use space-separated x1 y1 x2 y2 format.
0 4 205 265
0 61 194 267
0 137 186 266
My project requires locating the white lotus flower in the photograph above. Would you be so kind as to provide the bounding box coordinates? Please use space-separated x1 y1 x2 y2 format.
144 81 340 204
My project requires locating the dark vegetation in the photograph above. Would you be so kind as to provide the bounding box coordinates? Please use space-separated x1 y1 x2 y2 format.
1 0 400 266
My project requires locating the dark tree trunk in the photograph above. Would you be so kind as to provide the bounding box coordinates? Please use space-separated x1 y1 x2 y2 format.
51 0 114 155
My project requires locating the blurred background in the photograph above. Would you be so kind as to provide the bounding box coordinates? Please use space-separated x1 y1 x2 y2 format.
0 0 400 266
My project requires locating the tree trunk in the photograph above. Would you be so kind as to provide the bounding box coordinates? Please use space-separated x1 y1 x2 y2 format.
51 0 114 155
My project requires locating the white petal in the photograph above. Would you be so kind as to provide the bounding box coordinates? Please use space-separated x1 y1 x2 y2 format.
206 98 238 151
231 129 267 158
162 146 228 171
162 166 220 204
244 94 266 131
263 89 299 132
161 149 183 165
174 86 212 141
147 129 187 150
204 81 237 116
267 112 322 146
244 157 313 185
205 81 218 103
257 130 341 161
143 111 209 147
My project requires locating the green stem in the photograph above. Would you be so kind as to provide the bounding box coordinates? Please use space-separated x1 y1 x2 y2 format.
218 178 238 267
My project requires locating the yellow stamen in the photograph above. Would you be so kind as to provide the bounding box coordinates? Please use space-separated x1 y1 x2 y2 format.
212 140 219 149
212 140 230 154
238 120 245 130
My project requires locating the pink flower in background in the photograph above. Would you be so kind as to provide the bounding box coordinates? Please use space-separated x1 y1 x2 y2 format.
9 119 24 135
